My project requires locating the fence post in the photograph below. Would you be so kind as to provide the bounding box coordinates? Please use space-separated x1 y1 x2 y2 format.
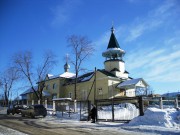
175 98 178 108
159 97 163 109
80 101 81 120
74 100 77 112
45 99 47 108
53 101 56 114
139 96 144 116
112 98 114 122
61 104 63 117
38 100 40 104
88 101 91 121
32 100 34 105
95 101 98 122
68 102 70 117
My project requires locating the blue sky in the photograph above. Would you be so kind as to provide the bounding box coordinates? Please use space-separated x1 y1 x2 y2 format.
0 0 180 95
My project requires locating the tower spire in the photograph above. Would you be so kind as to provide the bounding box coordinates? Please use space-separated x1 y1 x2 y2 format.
66 53 69 63
102 25 127 77
111 21 114 33
102 25 125 60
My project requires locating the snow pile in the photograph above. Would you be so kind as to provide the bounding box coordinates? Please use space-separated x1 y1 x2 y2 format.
128 107 180 129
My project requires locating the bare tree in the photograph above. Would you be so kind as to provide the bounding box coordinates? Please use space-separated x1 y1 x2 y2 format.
0 67 20 106
67 35 95 100
37 51 57 100
13 50 57 101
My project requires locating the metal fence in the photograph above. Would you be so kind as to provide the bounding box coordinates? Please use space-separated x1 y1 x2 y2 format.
95 97 139 122
143 97 179 109
19 96 179 122
24 99 91 121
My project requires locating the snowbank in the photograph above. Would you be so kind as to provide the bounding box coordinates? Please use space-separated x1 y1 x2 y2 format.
128 107 180 129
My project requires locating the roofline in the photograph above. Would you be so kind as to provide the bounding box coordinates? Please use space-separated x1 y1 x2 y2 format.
104 59 125 63
117 78 149 88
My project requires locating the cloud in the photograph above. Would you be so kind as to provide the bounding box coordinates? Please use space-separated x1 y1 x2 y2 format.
125 0 177 42
51 0 81 27
94 31 110 49
125 35 180 83
97 0 180 83
95 0 179 48
95 0 180 84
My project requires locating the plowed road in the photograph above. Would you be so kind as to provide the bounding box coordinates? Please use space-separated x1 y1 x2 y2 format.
0 114 140 135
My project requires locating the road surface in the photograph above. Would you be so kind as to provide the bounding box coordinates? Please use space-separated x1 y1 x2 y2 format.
0 114 145 135
0 124 27 135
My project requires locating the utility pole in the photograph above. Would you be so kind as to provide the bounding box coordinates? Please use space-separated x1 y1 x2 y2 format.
112 82 114 121
94 67 97 104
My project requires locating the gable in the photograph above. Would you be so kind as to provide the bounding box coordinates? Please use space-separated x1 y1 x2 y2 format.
136 80 147 87
117 78 148 88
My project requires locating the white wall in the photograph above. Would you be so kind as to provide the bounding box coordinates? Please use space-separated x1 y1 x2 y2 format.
104 60 125 73
125 89 136 97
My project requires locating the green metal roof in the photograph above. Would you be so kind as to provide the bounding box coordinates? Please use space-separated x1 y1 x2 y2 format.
98 69 118 78
107 30 120 49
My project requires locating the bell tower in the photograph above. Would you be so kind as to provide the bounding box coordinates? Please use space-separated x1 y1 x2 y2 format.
102 26 128 79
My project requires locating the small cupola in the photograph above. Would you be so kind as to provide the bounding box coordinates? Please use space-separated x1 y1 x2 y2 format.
64 54 70 72
64 62 70 72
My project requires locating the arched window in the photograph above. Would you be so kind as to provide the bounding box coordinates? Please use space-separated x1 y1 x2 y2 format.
53 83 57 89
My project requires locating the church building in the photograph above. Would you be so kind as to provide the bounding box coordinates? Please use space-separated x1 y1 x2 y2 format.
33 26 149 104
19 26 149 105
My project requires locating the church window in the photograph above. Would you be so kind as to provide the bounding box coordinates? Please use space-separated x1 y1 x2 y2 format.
53 83 57 89
98 88 103 95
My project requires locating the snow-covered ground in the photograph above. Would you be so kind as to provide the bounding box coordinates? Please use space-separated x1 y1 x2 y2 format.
43 104 180 135
0 125 27 135
1 105 180 135
0 107 27 135
44 104 180 134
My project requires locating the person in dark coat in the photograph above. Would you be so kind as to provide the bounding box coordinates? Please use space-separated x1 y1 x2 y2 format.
90 104 97 123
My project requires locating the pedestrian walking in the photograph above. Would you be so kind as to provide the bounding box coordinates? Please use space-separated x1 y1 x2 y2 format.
89 104 97 123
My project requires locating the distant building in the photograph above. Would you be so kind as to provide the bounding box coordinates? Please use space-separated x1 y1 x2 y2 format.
162 92 180 98
20 86 38 104
21 26 149 103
